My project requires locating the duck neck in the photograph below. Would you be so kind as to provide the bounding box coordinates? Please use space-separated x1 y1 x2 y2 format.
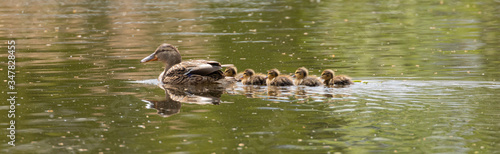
162 64 172 75
161 52 182 74
295 79 302 85
324 79 331 85
266 78 273 86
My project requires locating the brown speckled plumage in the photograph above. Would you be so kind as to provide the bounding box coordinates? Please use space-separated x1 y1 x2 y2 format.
267 69 293 86
321 69 353 86
294 67 322 86
241 69 267 85
141 43 224 85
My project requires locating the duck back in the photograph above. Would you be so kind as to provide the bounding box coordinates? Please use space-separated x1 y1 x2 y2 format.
299 77 322 86
163 60 224 85
268 76 294 86
333 75 353 86
243 75 267 85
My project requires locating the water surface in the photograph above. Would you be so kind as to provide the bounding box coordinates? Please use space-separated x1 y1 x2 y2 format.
1 0 499 153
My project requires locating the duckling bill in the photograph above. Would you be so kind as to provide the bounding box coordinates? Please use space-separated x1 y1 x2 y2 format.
141 43 224 85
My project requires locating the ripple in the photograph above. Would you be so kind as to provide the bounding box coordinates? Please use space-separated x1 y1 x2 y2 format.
159 32 245 36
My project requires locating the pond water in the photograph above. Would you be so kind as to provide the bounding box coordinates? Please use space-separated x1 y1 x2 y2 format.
1 0 499 153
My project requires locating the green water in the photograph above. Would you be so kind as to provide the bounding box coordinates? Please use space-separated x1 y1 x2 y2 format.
1 0 499 153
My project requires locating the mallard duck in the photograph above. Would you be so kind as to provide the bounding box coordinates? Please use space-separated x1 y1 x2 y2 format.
141 43 224 85
294 67 322 86
224 66 243 82
241 69 267 85
267 69 294 86
321 69 354 86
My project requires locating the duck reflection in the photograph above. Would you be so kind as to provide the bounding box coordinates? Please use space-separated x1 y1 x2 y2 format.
242 85 266 98
266 86 293 99
143 81 354 117
144 84 224 117
295 86 308 99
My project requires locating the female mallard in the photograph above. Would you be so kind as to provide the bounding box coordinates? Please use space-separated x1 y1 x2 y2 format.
321 69 354 86
267 69 294 86
241 69 267 85
294 67 322 86
224 66 243 82
141 43 224 85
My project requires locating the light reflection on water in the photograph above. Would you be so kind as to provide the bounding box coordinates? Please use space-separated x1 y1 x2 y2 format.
1 0 499 153
129 79 499 153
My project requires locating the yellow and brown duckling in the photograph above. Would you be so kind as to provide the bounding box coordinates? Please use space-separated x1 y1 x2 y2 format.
267 69 294 86
224 66 243 82
241 69 267 85
294 67 322 86
141 43 224 85
321 69 354 86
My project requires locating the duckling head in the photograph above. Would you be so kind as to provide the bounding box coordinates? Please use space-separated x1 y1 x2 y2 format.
141 43 182 67
243 69 255 79
267 69 280 80
321 69 335 80
294 67 308 79
224 66 237 77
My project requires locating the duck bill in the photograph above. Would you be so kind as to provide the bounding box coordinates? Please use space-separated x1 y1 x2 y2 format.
141 53 158 63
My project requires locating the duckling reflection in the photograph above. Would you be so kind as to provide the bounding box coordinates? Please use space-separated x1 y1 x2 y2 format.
266 86 292 100
144 84 224 117
294 86 308 100
242 85 266 98
267 86 280 97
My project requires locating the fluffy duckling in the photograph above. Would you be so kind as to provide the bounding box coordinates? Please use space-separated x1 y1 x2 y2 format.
294 67 322 86
321 69 354 86
141 43 224 85
241 69 267 85
224 66 243 82
267 69 294 86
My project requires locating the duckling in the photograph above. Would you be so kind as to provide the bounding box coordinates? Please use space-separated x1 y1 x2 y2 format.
224 66 243 82
294 67 322 86
241 69 267 85
321 69 354 86
267 69 294 86
141 43 224 85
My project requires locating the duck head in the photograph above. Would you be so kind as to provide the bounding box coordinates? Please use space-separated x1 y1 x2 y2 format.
224 66 237 77
141 44 182 68
294 67 308 79
242 69 255 80
321 69 335 80
267 69 280 80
